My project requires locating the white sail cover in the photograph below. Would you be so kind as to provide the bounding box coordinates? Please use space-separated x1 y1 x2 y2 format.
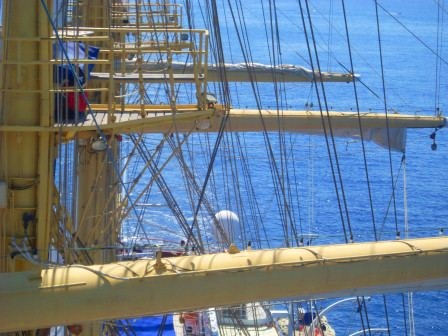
324 127 407 152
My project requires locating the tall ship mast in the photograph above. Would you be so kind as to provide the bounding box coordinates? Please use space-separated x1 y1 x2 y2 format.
0 1 447 335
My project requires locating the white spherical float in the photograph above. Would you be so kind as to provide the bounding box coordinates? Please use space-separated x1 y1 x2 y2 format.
213 210 240 244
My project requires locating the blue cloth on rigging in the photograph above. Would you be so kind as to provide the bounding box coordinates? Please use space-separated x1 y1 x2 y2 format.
53 41 99 85
116 315 175 336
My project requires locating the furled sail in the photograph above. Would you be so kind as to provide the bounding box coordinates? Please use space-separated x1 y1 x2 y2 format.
124 60 358 83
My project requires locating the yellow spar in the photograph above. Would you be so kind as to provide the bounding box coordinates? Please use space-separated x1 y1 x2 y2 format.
1 237 447 332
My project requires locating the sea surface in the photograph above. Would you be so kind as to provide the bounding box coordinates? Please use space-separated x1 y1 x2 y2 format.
121 1 447 335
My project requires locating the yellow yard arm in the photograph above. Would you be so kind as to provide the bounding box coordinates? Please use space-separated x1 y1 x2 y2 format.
1 237 447 332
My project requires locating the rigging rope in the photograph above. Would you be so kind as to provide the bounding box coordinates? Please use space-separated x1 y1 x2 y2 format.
298 0 353 243
185 0 233 251
341 0 378 240
226 0 300 247
374 0 400 238
376 1 448 67
435 0 445 114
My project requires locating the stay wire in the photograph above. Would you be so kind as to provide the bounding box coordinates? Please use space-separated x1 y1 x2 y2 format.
434 0 448 15
374 0 400 236
232 133 271 249
224 133 248 245
271 0 301 245
265 0 300 245
299 0 353 242
401 293 409 336
342 0 387 328
185 0 232 251
435 0 445 114
382 295 392 336
378 157 405 240
260 0 290 233
326 0 335 72
309 2 412 108
340 0 378 240
376 1 448 67
227 0 298 247
356 296 368 336
134 134 204 250
369 4 404 328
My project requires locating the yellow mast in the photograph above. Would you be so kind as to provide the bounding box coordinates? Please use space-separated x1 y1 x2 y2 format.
0 1 54 273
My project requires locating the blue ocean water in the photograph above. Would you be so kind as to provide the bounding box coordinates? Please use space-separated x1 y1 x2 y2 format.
120 1 447 335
